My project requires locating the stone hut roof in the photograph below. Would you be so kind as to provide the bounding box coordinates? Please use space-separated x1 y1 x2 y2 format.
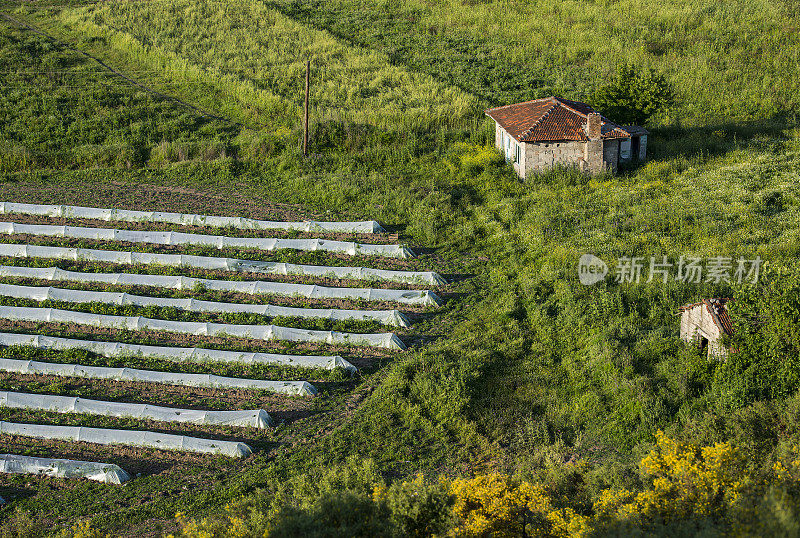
484 96 632 143
622 125 650 136
679 298 734 336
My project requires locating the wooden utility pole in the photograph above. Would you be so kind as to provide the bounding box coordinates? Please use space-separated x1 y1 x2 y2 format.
303 59 310 157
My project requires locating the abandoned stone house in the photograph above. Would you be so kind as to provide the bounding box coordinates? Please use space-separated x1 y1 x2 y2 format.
679 298 733 359
484 96 648 179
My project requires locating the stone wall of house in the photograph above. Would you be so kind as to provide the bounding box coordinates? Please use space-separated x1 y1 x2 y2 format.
494 122 504 151
495 124 525 177
523 141 586 177
492 120 628 178
603 139 620 174
680 304 727 358
639 135 648 160
586 139 603 174
517 137 526 177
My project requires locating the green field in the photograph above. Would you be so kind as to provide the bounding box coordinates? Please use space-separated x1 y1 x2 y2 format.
1 0 800 535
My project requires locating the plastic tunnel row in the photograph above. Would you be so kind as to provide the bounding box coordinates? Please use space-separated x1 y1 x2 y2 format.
0 205 424 484
0 305 406 349
0 421 252 457
0 243 446 285
0 264 443 306
0 221 413 258
0 453 130 484
0 358 318 394
0 202 386 234
0 332 356 372
0 390 273 428
0 282 412 327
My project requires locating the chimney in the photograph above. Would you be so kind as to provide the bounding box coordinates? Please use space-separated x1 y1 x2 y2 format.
585 112 604 174
587 113 602 140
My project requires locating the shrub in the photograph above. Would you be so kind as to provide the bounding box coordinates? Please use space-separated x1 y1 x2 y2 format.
590 431 744 532
593 64 675 125
373 474 454 537
266 492 393 538
447 473 577 537
166 434 800 537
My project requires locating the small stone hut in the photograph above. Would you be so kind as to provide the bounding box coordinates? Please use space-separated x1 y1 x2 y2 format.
484 96 648 179
679 298 733 359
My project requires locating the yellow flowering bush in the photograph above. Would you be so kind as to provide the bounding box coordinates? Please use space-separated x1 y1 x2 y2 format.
164 434 787 537
58 520 111 538
773 444 800 483
169 510 250 538
446 472 584 538
449 473 539 537
590 430 745 530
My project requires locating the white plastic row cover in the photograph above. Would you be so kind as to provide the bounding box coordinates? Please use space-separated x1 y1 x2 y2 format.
0 390 272 428
0 265 442 306
0 453 129 484
0 305 405 349
0 358 317 395
0 222 413 259
0 332 356 372
0 202 386 234
0 244 446 285
0 421 252 457
0 282 411 328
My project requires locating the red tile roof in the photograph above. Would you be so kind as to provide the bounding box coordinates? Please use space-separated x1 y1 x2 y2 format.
679 298 734 336
485 96 632 143
706 298 734 336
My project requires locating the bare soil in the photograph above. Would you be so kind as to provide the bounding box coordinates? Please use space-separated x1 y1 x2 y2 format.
0 181 324 223
0 406 287 446
0 435 248 477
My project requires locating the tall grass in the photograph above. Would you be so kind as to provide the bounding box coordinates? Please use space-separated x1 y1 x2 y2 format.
269 0 800 125
0 22 241 172
60 0 480 132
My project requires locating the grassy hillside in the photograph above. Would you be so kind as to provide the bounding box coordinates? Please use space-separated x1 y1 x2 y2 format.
265 0 800 123
61 0 479 131
0 20 241 172
0 0 799 535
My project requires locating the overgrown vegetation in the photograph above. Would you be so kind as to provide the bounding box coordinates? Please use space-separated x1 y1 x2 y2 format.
111 434 800 536
0 0 799 535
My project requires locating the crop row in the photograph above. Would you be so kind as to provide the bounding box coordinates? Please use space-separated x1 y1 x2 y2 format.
0 209 444 485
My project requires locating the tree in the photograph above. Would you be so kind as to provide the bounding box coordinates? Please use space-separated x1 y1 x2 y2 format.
593 64 674 125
